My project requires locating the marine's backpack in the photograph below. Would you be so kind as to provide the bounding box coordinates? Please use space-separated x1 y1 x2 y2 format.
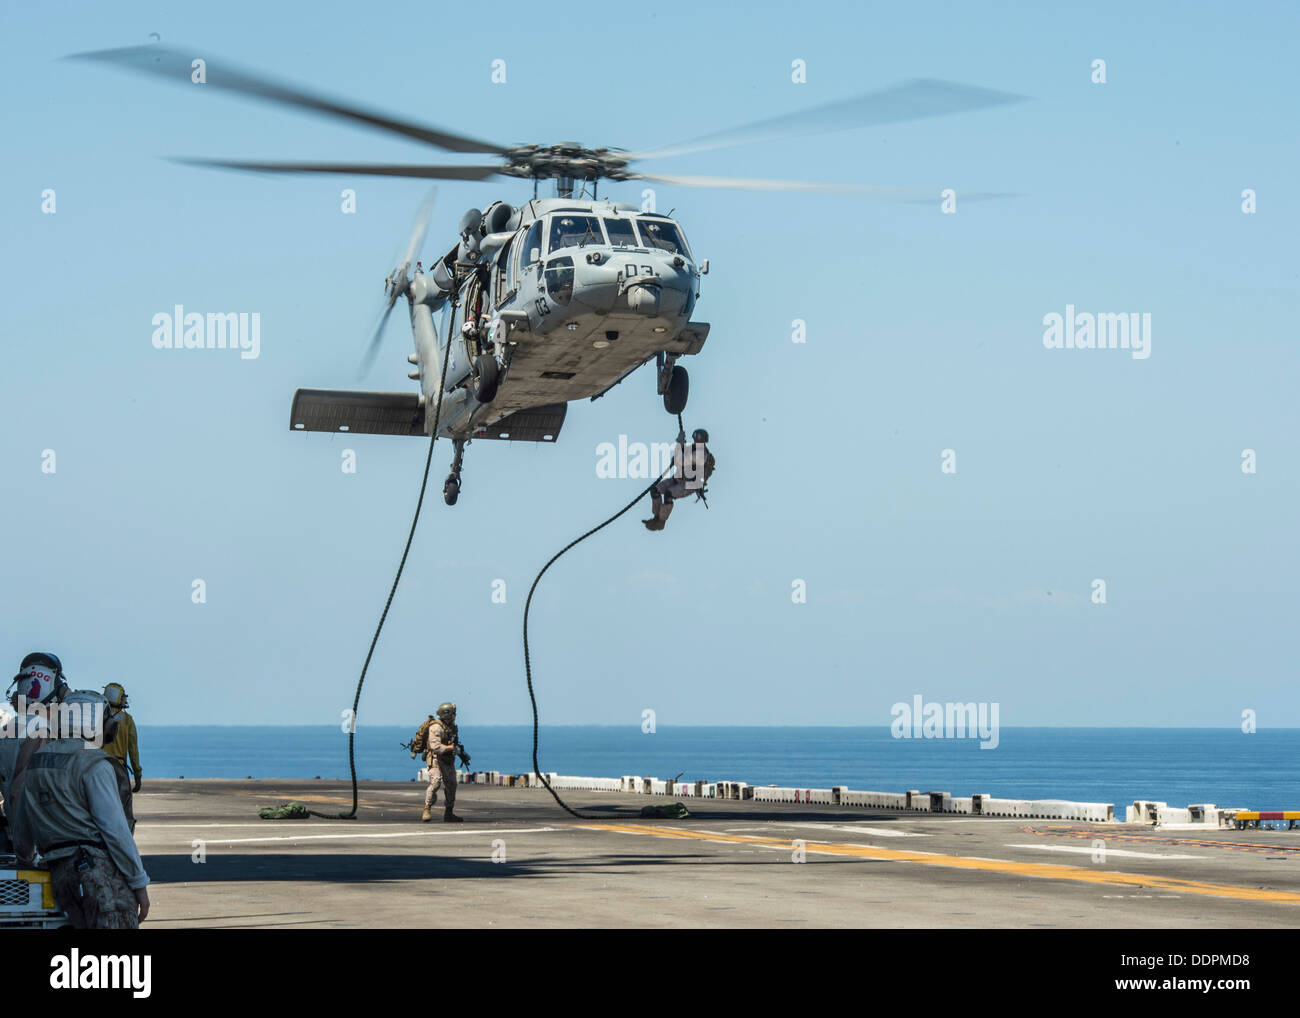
410 715 436 756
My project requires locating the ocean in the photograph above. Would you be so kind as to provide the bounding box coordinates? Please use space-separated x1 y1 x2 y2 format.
139 726 1299 811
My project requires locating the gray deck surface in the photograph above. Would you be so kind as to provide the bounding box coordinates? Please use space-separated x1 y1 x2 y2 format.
133 780 1300 928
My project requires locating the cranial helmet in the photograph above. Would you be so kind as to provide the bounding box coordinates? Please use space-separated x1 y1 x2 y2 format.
436 702 457 720
59 689 119 745
104 683 129 709
10 652 68 708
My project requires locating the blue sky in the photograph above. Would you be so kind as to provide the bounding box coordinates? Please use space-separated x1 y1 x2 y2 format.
2 0 1297 727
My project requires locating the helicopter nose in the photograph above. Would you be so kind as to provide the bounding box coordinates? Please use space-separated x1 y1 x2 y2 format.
566 250 693 318
621 254 692 317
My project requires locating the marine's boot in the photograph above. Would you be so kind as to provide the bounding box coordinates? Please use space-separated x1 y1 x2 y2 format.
421 806 432 822
644 489 667 531
444 807 464 823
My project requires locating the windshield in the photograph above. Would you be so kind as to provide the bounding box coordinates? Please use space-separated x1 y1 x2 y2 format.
549 215 604 253
603 218 639 248
636 219 688 256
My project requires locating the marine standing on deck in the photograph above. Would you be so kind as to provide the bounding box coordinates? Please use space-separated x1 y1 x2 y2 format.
101 683 141 833
422 702 468 823
10 690 150 929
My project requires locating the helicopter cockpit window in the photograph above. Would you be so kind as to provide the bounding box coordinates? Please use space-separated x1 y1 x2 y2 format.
544 257 574 306
602 218 639 248
636 219 688 256
548 216 604 253
522 221 543 265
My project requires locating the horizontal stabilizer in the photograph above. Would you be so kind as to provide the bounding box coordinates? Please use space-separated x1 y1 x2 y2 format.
290 389 424 436
472 403 567 443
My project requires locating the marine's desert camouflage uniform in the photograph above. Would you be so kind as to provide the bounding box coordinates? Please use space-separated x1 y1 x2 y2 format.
423 719 458 811
49 845 139 929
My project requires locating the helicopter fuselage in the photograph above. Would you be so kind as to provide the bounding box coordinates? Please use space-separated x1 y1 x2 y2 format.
409 196 709 441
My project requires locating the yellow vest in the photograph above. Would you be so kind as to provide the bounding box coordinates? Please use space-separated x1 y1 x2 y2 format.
102 711 139 773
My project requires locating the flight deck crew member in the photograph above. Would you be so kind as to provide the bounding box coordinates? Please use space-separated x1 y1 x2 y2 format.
101 683 141 833
0 652 70 810
422 702 466 823
643 429 715 531
10 690 150 929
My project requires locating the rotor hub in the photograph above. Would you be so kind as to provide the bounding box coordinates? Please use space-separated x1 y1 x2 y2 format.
501 143 632 183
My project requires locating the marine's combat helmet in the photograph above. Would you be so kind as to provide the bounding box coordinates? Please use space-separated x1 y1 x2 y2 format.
436 702 457 720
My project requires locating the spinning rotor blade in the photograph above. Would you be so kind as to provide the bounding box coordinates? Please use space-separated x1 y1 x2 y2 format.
634 172 905 193
637 173 1023 203
67 45 508 155
359 301 401 379
358 188 438 378
399 187 438 271
629 78 1026 161
173 158 503 181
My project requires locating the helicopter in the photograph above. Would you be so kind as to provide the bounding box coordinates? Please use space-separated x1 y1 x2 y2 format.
72 45 1023 505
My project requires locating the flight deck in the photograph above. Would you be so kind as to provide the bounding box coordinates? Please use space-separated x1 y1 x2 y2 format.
133 779 1300 928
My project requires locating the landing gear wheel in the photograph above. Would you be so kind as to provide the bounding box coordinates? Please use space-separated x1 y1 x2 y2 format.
443 477 460 506
473 354 499 404
663 364 689 414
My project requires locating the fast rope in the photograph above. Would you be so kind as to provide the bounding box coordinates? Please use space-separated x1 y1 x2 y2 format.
523 412 687 820
330 310 458 820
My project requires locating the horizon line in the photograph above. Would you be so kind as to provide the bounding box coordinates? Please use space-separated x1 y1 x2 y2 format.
117 722 1291 731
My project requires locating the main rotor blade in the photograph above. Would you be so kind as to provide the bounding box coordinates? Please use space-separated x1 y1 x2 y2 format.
629 78 1026 161
634 172 903 193
637 173 1024 204
172 158 503 180
67 45 508 155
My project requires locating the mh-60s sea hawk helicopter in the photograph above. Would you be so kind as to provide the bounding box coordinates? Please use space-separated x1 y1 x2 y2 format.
331 186 714 506
73 45 1022 504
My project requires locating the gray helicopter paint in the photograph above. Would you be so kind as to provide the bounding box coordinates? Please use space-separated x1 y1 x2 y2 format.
415 197 709 441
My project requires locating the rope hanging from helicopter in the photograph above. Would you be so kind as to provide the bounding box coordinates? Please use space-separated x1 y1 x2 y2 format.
523 412 690 820
330 298 460 821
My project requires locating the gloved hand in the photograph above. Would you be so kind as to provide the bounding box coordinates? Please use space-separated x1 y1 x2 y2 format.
132 774 142 793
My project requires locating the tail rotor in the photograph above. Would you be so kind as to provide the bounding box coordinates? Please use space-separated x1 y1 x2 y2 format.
359 187 437 377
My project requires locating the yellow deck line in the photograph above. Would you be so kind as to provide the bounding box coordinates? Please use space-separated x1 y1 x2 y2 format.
581 823 1300 904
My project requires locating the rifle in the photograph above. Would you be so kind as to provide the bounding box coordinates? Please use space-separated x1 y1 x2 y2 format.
403 738 469 766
